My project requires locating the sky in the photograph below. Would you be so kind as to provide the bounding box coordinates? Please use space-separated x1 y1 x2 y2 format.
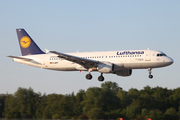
0 1 179 95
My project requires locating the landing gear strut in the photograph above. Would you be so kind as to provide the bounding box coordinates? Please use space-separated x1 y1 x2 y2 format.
98 73 104 81
148 68 153 79
86 69 93 80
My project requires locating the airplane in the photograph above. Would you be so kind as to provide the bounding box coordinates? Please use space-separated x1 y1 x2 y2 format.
7 29 174 81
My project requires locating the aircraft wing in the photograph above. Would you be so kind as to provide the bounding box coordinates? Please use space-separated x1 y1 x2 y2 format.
7 55 41 64
49 51 99 69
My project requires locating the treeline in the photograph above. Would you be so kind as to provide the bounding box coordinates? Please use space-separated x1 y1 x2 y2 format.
0 81 180 120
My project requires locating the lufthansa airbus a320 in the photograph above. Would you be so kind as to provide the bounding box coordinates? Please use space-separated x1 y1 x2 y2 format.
7 29 174 81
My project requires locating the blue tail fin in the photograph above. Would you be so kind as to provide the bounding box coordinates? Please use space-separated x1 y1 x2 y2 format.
16 29 45 56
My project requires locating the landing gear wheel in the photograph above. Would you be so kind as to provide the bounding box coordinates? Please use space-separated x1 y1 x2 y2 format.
148 68 153 79
149 75 153 79
86 74 92 80
98 76 104 81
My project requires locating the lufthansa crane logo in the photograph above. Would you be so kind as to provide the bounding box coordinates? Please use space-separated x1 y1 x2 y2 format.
20 36 31 48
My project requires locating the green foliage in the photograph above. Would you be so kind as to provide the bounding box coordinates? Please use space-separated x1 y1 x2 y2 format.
73 89 85 116
141 108 148 117
117 89 130 108
178 106 180 118
126 104 136 119
52 114 61 119
0 94 6 118
101 81 121 95
5 87 38 118
149 109 162 120
87 107 103 119
2 82 180 119
164 107 178 120
82 86 120 119
76 114 88 119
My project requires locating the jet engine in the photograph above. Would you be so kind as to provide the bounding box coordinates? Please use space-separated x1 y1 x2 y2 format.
97 62 114 73
115 69 132 76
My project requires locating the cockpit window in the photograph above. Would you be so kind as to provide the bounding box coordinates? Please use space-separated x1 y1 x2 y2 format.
157 53 167 57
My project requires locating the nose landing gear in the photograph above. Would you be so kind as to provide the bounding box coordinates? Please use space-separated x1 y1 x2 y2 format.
148 68 153 79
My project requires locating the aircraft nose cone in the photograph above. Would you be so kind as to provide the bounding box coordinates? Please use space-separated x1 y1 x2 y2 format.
170 58 174 64
167 57 174 65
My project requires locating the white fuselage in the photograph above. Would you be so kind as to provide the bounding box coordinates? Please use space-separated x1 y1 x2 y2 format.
13 50 173 72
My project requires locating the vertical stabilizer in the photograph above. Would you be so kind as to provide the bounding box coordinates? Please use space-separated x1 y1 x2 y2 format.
16 29 45 56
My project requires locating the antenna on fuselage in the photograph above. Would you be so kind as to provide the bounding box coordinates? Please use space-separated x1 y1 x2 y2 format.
147 48 149 50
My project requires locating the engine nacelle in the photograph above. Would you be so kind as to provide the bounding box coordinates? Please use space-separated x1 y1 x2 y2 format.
115 69 132 76
98 62 114 73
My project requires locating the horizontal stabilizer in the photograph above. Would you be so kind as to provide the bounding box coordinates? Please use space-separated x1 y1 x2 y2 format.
7 55 41 64
7 55 32 61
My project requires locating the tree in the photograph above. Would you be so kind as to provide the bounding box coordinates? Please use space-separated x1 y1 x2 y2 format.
178 106 180 119
73 89 85 116
35 93 47 118
42 93 74 119
87 107 103 119
149 109 162 120
141 108 148 117
82 87 120 119
116 89 130 108
126 104 136 119
128 88 139 99
5 94 21 118
164 107 178 120
169 88 180 111
2 83 180 119
101 81 121 95
0 94 6 118
14 87 37 118
5 87 38 118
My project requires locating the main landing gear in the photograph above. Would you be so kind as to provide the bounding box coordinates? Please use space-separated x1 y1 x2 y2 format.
148 68 153 79
86 74 92 80
98 73 104 81
85 70 104 81
86 73 104 81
